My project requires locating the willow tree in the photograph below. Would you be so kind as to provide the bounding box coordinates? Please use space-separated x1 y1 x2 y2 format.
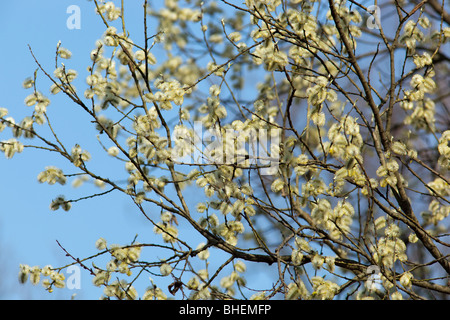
3 0 450 300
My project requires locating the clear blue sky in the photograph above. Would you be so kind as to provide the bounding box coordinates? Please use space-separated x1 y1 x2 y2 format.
0 0 160 299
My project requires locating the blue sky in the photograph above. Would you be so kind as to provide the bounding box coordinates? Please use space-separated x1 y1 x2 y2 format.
0 0 153 299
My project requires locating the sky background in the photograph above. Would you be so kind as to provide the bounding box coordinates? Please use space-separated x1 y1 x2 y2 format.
0 0 160 299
